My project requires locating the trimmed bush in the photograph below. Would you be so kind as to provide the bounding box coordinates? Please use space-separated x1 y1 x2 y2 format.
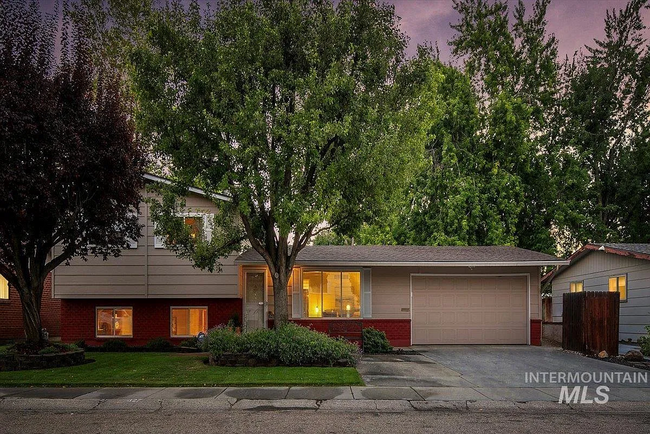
100 339 129 352
38 346 60 355
145 337 174 352
362 327 393 354
179 336 200 348
207 323 359 366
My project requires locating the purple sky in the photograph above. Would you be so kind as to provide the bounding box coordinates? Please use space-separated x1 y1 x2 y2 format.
387 0 650 62
39 0 650 62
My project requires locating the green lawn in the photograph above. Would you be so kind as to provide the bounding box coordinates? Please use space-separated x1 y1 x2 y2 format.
0 352 363 387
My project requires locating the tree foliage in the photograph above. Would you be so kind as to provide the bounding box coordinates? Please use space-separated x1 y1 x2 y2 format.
129 0 434 327
0 0 145 344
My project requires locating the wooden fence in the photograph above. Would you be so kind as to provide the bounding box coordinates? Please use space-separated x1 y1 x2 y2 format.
562 291 619 356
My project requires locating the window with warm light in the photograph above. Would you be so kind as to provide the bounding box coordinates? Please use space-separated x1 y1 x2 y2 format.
608 275 627 302
183 216 202 240
0 276 8 300
569 281 583 293
302 271 361 318
96 307 133 337
171 307 207 337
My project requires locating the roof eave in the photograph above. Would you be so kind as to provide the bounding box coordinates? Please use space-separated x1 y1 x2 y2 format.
143 173 231 202
234 260 570 267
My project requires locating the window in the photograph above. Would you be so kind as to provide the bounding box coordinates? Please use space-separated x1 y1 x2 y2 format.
569 281 583 293
609 275 627 302
0 276 8 300
302 271 361 318
154 214 212 248
96 307 133 337
171 307 208 337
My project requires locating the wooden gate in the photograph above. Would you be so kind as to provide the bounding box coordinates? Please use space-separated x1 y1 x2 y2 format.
562 292 619 355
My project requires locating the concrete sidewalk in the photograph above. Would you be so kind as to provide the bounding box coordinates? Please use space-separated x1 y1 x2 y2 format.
0 386 649 413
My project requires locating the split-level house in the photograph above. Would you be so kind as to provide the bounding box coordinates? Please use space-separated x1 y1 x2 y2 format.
50 173 567 347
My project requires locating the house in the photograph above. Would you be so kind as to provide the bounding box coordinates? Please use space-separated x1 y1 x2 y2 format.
54 178 566 347
543 243 650 342
0 273 60 342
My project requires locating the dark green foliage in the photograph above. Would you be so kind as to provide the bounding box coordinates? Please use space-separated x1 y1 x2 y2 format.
179 337 200 349
145 338 174 352
362 328 393 354
100 339 129 353
207 324 359 366
639 326 650 356
74 340 87 349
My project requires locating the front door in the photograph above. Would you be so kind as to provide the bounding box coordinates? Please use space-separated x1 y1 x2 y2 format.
245 271 265 331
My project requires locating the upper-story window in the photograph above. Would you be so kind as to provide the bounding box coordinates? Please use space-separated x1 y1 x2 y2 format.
0 276 8 300
608 275 627 302
302 271 361 318
569 281 583 293
154 214 213 248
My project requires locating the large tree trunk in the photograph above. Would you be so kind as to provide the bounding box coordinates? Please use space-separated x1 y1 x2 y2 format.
271 266 290 329
18 281 44 345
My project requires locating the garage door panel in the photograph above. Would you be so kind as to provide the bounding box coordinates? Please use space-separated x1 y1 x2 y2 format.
412 276 527 345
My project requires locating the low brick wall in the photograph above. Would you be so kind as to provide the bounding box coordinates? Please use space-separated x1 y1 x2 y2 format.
0 349 85 371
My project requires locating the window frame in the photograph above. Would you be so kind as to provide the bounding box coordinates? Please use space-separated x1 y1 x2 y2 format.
170 306 209 338
95 306 133 338
300 268 363 319
608 275 627 302
569 281 584 293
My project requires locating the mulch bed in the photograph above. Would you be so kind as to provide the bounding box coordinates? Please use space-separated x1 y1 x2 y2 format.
585 354 650 371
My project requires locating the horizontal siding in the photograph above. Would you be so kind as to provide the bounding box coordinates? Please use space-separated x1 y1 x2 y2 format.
53 189 239 299
551 251 650 341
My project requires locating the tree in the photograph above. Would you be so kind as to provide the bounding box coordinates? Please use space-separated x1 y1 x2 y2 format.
447 0 560 253
129 0 433 328
552 0 650 248
0 0 145 345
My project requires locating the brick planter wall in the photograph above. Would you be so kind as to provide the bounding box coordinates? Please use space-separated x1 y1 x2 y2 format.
268 318 412 347
0 273 60 341
61 298 242 347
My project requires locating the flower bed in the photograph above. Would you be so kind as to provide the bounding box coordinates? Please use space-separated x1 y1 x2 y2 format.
207 323 360 367
0 349 85 371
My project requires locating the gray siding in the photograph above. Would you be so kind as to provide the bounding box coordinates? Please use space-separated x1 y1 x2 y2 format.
53 190 239 299
551 250 650 341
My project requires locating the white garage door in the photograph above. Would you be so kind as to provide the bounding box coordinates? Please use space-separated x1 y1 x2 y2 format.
412 275 528 344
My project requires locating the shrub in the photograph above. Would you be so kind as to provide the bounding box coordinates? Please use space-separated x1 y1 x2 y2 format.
179 336 200 348
100 339 129 352
38 346 59 355
145 337 174 352
207 323 359 366
639 325 650 356
207 326 243 358
362 327 393 354
73 339 86 349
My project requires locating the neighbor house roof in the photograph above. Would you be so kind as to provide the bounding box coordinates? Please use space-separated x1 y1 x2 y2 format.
541 243 650 284
235 245 567 267
143 173 231 202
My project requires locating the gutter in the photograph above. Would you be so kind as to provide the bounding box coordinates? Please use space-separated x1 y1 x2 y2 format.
234 260 570 267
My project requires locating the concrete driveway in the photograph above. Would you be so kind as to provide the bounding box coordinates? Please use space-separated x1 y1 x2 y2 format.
357 346 650 402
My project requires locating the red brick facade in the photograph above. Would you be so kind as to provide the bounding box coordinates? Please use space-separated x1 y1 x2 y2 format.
530 318 542 346
61 298 242 346
286 318 411 347
0 273 60 341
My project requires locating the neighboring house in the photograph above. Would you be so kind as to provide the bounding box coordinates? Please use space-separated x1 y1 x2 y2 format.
543 243 650 342
0 273 60 342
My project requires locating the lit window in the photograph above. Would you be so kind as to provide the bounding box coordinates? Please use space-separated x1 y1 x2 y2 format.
608 275 627 302
302 271 361 318
154 215 211 248
0 276 8 300
171 307 207 337
96 308 133 337
569 281 583 293
183 217 202 240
